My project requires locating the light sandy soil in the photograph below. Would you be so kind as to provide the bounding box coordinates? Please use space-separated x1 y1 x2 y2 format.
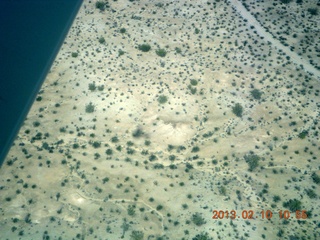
0 0 319 239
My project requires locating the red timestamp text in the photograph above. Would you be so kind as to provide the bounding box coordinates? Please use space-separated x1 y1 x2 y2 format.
212 210 308 220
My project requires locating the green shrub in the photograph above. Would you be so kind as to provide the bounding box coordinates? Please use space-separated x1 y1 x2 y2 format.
85 102 95 113
190 79 198 86
156 48 167 57
157 95 168 104
118 49 125 56
188 85 197 94
95 1 106 11
138 44 151 52
298 131 308 139
132 128 144 138
111 136 119 143
175 47 182 54
232 103 243 117
92 141 101 148
105 149 113 155
250 89 262 100
98 37 105 44
71 52 78 58
120 28 126 33
89 82 96 91
191 146 200 152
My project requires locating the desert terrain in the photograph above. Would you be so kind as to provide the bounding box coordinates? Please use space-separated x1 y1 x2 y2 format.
0 0 319 239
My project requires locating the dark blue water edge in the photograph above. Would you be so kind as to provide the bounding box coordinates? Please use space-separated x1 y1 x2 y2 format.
0 0 83 166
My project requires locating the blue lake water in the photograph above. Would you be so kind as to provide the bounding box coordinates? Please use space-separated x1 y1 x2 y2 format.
0 0 83 166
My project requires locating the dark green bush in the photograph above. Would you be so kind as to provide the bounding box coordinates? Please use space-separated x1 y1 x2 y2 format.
85 102 95 113
89 82 96 91
232 103 243 117
98 37 105 44
71 52 78 58
250 89 262 100
95 1 106 11
190 79 198 86
132 128 144 138
175 47 182 54
298 131 308 139
157 95 168 104
138 44 151 52
156 48 167 57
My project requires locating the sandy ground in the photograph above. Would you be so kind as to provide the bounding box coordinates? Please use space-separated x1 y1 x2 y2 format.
0 0 319 239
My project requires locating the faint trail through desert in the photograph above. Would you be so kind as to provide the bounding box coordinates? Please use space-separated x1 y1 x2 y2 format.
228 0 320 80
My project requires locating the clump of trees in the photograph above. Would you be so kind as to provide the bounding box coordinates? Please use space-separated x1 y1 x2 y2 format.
191 212 206 226
244 153 260 171
307 8 318 16
232 103 243 117
280 0 292 3
311 172 320 184
283 198 302 212
130 230 144 240
192 232 213 240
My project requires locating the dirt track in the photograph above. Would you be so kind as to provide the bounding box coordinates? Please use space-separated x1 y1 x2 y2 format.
228 0 320 80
